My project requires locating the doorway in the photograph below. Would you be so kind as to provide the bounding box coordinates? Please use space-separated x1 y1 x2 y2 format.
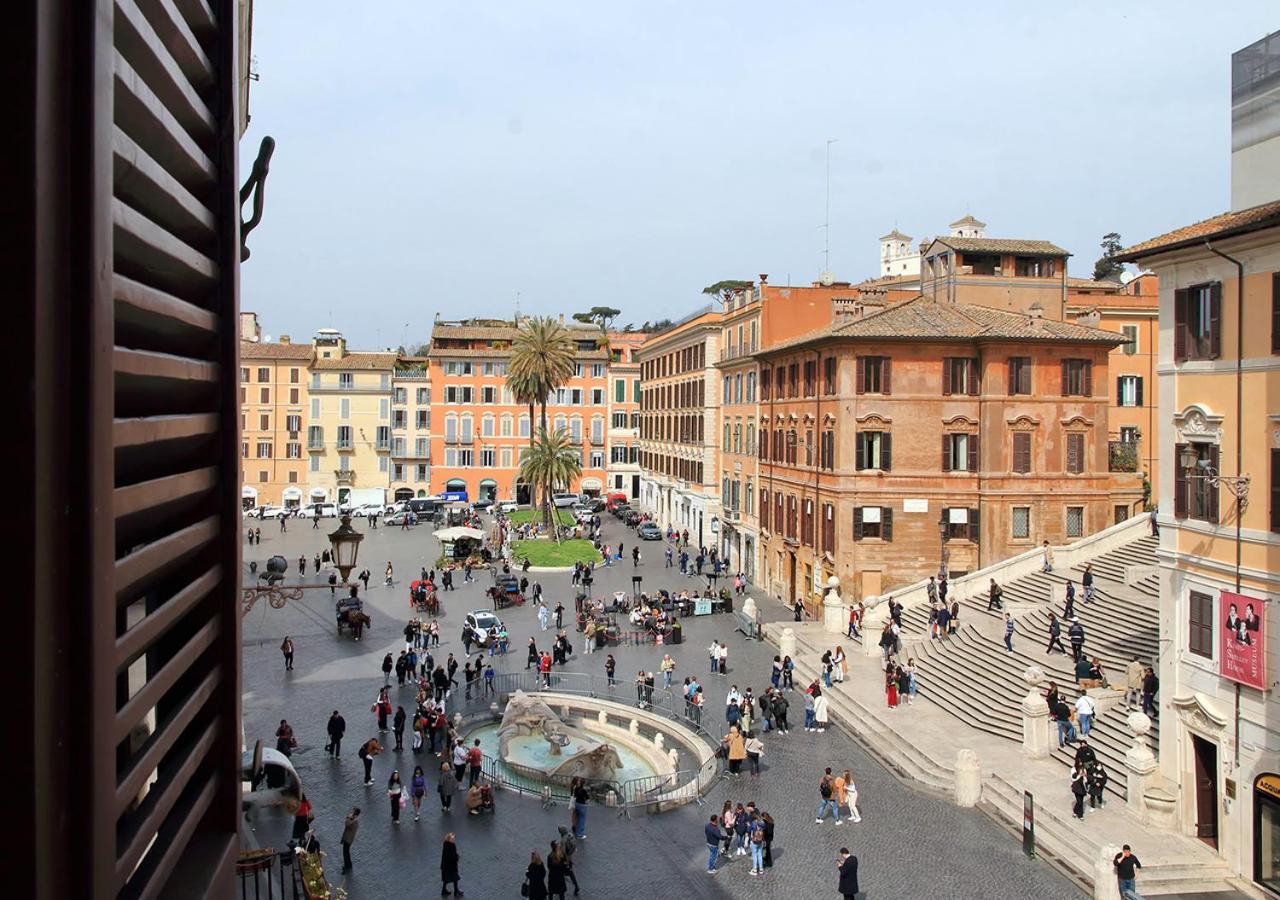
632 474 640 498
787 552 797 608
515 482 532 505
1192 735 1219 846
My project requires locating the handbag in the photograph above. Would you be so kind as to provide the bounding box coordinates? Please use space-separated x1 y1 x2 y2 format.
520 880 529 897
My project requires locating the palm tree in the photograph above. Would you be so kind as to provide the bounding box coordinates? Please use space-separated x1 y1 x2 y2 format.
506 369 541 509
509 316 575 437
518 428 582 541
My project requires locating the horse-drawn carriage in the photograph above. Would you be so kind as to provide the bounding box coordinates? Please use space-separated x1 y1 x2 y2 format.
336 595 370 640
409 579 439 615
485 575 525 610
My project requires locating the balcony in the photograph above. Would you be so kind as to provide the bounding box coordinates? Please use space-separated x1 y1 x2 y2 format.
394 448 431 461
1108 440 1139 473
722 506 741 523
376 440 391 453
307 438 324 451
394 368 431 380
444 434 474 445
336 440 354 452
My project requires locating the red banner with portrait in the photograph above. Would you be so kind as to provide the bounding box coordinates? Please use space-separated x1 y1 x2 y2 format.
1221 590 1265 690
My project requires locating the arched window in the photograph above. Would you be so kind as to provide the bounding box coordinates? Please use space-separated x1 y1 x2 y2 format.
460 414 473 441
500 414 513 437
444 414 457 441
482 414 495 437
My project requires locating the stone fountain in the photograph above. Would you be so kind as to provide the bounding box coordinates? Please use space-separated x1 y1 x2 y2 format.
497 691 623 781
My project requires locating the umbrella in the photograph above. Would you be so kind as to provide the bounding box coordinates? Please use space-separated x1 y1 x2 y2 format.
435 526 486 542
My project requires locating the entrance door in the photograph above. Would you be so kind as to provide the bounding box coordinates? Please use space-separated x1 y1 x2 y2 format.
787 552 797 608
1193 736 1219 846
632 474 641 498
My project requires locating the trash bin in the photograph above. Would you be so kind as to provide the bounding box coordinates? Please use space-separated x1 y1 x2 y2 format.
669 621 682 645
721 594 733 614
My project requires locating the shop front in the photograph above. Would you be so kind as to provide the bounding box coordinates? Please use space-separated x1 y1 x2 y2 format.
281 486 302 510
1255 774 1280 894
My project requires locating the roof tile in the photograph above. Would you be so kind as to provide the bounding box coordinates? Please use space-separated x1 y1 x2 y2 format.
1116 198 1280 260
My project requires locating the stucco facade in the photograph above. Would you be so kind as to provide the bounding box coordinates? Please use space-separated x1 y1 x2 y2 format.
605 332 646 500
239 335 311 508
390 359 432 500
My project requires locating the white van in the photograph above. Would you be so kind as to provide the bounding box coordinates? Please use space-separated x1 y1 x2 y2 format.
552 493 578 508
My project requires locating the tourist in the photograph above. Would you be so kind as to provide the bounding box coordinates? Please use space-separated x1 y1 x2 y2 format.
527 637 539 670
771 691 790 733
572 778 589 839
275 719 296 757
440 832 463 896
539 602 549 631
1114 844 1144 899
467 739 483 787
1041 539 1054 573
847 601 862 639
280 635 294 671
760 810 776 869
927 575 938 605
291 793 312 845
387 770 403 824
732 802 751 856
1054 699 1076 747
804 689 817 729
821 649 834 687
358 738 381 785
1082 564 1096 603
373 686 392 731
1142 667 1159 717
554 601 564 628
1004 613 1015 652
660 653 676 688
745 730 764 777
900 659 916 705
524 851 548 900
385 561 394 586
1125 658 1144 710
632 546 640 567
1075 692 1096 737
723 725 746 775
705 814 722 874
837 848 860 899
708 640 720 675
449 739 467 784
326 710 345 759
885 665 898 709
1046 613 1066 654
987 579 1003 611
770 656 783 689
540 651 553 687
438 761 457 811
381 654 394 686
556 826 581 895
1069 619 1086 662
1089 761 1108 809
392 705 406 751
410 765 427 821
782 655 795 691
484 662 496 696
813 691 830 732
1070 762 1087 819
749 816 766 876
691 685 705 724
340 807 360 872
836 769 861 823
605 654 616 687
547 842 570 900
816 768 842 824
950 599 960 635
1075 738 1097 769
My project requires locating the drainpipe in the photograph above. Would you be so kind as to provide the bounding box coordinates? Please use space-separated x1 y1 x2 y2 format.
1203 239 1244 768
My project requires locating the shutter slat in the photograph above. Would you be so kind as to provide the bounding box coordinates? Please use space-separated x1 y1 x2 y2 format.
883 357 892 395
113 127 217 248
115 465 218 519
942 358 951 395
969 357 980 395
114 0 216 141
115 616 221 744
882 433 893 472
115 273 218 335
116 347 219 385
115 515 220 601
882 506 893 542
1209 283 1223 359
113 198 219 292
855 357 864 394
115 413 219 449
1174 289 1189 361
113 51 216 192
172 0 218 35
116 565 221 667
133 0 215 87
1174 444 1189 518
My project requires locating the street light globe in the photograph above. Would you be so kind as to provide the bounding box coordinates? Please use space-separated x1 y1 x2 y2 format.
327 514 364 583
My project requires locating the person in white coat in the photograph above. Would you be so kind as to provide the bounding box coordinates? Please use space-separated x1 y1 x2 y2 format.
813 693 830 733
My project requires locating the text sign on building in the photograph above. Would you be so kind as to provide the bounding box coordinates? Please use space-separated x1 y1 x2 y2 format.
903 499 928 514
1221 590 1266 690
948 508 969 524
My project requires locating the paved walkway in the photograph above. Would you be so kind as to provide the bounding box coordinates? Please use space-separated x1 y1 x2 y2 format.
241 515 1083 898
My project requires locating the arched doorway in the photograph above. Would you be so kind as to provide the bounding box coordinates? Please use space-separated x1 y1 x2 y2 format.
478 479 497 503
580 477 602 498
515 481 532 505
444 479 468 501
281 486 302 510
241 485 258 511
394 488 413 502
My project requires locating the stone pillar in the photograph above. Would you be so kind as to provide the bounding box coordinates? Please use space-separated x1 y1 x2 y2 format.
822 576 845 634
864 605 889 658
954 749 982 807
742 596 759 639
1093 845 1121 900
1020 666 1051 759
1123 712 1157 823
778 627 797 659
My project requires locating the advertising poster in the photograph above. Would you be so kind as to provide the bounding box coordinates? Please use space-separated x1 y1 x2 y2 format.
1221 590 1265 690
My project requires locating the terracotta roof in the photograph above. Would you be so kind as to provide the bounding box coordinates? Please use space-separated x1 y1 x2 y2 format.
1066 277 1122 292
930 236 1069 257
240 341 313 361
854 273 921 288
431 324 521 340
310 351 400 370
949 214 987 228
879 228 912 242
1115 198 1280 261
427 346 609 360
756 296 1123 354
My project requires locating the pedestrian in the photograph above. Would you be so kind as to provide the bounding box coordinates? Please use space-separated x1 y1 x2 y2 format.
275 719 296 757
772 691 789 733
441 832 463 896
837 848 860 899
384 561 394 586
298 554 307 576
326 710 346 758
451 739 468 783
1063 580 1077 619
816 768 842 824
1004 613 1015 652
665 546 673 568
387 770 403 824
548 843 570 900
1075 692 1096 737
1082 564 1095 603
813 692 830 732
704 814 722 875
314 552 321 573
527 637 539 670
522 851 548 899
372 686 391 731
438 760 457 811
1046 613 1066 654
555 826 581 896
381 653 393 686
538 602 549 631
1070 762 1088 819
1142 667 1159 717
358 738 381 785
484 662 496 696
291 793 312 844
719 642 728 676
410 765 427 821
745 731 764 777
572 778 589 839
1041 539 1054 573
837 769 862 823
1149 506 1159 537
605 654 616 687
885 665 898 709
987 579 1003 611
340 807 360 872
782 655 795 691
1114 844 1145 899
1069 619 1086 662
723 726 745 776
393 706 406 751
467 739 482 787
1089 761 1108 810
280 636 294 671
554 601 564 629
1125 658 1144 710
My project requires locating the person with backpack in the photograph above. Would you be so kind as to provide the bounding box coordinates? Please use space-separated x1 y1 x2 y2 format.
815 768 842 824
749 816 767 876
1069 619 1086 662
556 826 580 895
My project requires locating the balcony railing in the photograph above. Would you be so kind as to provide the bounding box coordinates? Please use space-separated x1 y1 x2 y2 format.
1108 440 1139 473
307 437 324 451
336 439 354 451
376 440 391 452
394 369 431 380
444 434 474 445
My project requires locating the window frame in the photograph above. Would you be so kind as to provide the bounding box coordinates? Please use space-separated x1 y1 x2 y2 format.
1188 590 1214 659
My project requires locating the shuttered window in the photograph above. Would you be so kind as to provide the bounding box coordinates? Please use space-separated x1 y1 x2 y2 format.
857 356 890 394
822 502 836 553
1008 357 1031 395
1174 283 1222 361
1066 433 1085 474
1189 591 1214 658
1273 450 1280 534
1061 359 1093 397
1012 432 1032 474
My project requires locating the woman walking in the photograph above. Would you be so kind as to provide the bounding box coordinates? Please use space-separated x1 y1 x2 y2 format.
410 765 427 822
438 761 457 812
813 693 830 733
387 770 403 824
547 843 569 900
384 561 394 586
393 706 406 752
761 811 776 869
724 726 746 776
440 832 462 896
745 731 764 777
280 636 294 671
1070 762 1088 819
885 665 899 708
524 851 548 900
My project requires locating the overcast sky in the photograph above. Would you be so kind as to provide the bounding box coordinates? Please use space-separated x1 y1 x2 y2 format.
239 2 1277 349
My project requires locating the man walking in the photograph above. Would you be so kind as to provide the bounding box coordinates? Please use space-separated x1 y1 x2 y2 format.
705 815 722 874
1046 613 1066 654
1068 619 1086 662
1041 539 1053 573
1003 614 1015 652
1113 844 1145 899
837 848 860 899
1142 667 1159 717
987 579 1003 611
815 769 843 825
1125 658 1144 710
1082 564 1095 603
326 710 346 759
340 807 360 872
1075 692 1096 737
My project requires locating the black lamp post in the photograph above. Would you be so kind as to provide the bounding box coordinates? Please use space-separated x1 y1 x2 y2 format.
328 513 365 583
631 575 642 602
937 517 949 578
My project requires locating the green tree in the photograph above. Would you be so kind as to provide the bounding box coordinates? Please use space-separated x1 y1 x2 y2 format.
1092 232 1125 281
572 306 622 332
508 316 575 521
518 428 583 539
702 279 753 302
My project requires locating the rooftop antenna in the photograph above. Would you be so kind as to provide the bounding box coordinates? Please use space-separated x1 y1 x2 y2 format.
820 138 838 284
514 291 521 321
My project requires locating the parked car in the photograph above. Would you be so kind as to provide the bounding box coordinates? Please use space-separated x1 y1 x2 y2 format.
296 503 337 519
472 498 494 511
462 610 504 647
385 510 418 527
572 507 594 524
586 498 607 512
611 504 632 519
383 501 409 516
498 501 520 514
637 522 663 540
241 744 302 816
257 505 290 520
552 493 579 509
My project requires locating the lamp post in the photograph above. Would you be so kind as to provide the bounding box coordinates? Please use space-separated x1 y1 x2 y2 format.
938 517 950 579
328 513 365 583
242 514 365 616
1178 445 1251 510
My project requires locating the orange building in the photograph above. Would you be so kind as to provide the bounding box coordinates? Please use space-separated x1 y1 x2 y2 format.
605 331 647 500
239 314 311 509
752 292 1142 612
426 318 611 503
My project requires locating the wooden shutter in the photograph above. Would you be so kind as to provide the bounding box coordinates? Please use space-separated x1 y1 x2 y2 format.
881 433 893 472
1061 359 1070 396
855 434 865 470
967 434 980 473
882 506 894 542
1135 377 1144 408
942 434 952 472
760 490 769 530
942 358 952 395
1189 591 1214 658
1272 450 1280 533
1117 377 1123 407
969 508 981 542
1174 289 1189 361
968 358 981 395
1174 443 1189 518
883 357 892 395
855 357 865 394
1273 274 1280 355
1013 432 1030 473
853 506 863 540
1008 358 1017 395
1209 282 1223 359
16 1 246 897
1083 360 1093 397
1207 444 1220 523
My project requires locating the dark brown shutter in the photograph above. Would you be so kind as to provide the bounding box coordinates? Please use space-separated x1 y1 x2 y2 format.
856 357 865 394
883 357 892 395
1117 377 1123 407
1209 282 1222 359
1272 450 1280 533
1207 444 1220 523
942 358 952 395
853 507 863 540
1174 289 1188 361
969 508 981 542
1083 360 1093 397
856 434 865 470
1021 359 1032 394
1273 274 1280 355
1061 359 1070 396
969 358 981 395
1135 378 1144 408
968 434 980 473
942 434 952 472
881 433 893 472
1174 443 1189 518
882 506 893 542
1008 358 1017 395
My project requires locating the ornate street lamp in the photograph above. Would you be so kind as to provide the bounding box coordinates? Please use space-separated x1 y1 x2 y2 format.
1179 445 1251 510
328 513 365 583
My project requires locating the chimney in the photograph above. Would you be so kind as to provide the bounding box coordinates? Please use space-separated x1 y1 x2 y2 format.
1027 302 1045 329
279 334 291 344
1074 306 1101 329
759 273 768 285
